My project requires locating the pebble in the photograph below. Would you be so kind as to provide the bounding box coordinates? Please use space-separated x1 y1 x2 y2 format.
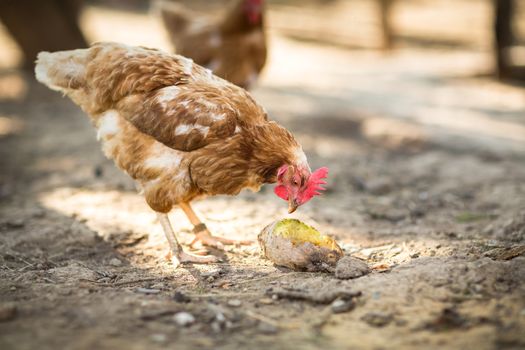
361 311 393 327
4 219 24 229
150 334 167 343
211 321 222 333
365 178 392 195
173 291 191 303
258 298 274 305
331 298 354 314
0 304 17 322
335 256 371 280
227 299 242 307
173 312 195 327
109 258 122 267
135 287 161 295
257 321 279 334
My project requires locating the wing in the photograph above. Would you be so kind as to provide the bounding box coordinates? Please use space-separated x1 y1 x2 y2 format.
116 81 267 152
87 42 267 152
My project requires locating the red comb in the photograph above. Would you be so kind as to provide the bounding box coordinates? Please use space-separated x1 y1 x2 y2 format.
303 167 329 201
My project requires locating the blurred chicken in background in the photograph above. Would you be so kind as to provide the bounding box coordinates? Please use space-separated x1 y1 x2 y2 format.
158 0 267 89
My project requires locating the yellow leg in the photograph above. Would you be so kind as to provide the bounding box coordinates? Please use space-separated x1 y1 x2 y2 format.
156 212 218 266
178 202 252 249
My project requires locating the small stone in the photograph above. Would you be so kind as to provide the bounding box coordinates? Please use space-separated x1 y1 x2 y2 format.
173 312 195 327
150 334 167 343
227 299 242 307
173 291 191 303
331 298 354 314
109 258 122 267
0 304 17 322
201 269 222 278
94 165 104 178
335 256 371 280
258 298 274 305
365 178 392 195
211 321 222 333
31 209 46 218
258 321 278 334
135 287 160 294
361 311 393 327
5 219 24 229
9 286 16 291
215 312 226 323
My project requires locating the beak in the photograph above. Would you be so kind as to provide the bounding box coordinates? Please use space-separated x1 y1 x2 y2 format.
288 197 298 214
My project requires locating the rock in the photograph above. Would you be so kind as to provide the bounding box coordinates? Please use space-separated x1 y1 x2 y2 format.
135 287 161 294
173 291 191 303
365 178 392 195
331 298 354 314
150 334 167 343
109 258 122 267
257 321 278 334
361 312 393 327
227 299 242 307
173 312 195 327
0 304 17 322
335 256 371 279
4 219 25 229
258 298 274 305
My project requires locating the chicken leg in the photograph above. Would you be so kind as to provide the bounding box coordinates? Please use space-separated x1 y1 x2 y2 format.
178 202 251 249
157 213 219 267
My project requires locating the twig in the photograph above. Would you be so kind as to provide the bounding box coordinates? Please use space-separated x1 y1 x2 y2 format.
112 277 162 286
268 288 361 304
78 277 161 287
187 292 262 298
244 310 300 329
234 274 289 286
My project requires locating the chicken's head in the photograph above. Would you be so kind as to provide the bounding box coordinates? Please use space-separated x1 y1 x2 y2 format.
244 0 264 25
274 165 328 214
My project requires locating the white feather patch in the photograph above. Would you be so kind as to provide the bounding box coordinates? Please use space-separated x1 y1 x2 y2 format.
175 124 192 136
197 98 217 110
210 113 226 122
97 110 121 140
194 124 210 137
180 57 194 75
294 148 308 165
157 86 180 109
144 142 183 170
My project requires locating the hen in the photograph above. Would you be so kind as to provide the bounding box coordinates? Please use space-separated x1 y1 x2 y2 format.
158 0 266 89
35 42 327 266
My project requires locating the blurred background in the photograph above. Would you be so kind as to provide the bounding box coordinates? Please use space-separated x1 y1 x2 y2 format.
1 1 525 349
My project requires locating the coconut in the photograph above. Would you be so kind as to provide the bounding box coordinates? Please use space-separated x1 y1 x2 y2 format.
258 219 343 271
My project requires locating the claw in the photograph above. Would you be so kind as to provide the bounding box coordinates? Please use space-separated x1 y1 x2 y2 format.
191 231 252 250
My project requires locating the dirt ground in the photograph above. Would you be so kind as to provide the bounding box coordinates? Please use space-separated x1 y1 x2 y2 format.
1 1 525 349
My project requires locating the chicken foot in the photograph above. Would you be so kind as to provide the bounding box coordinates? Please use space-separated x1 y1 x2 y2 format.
157 213 219 267
178 202 252 249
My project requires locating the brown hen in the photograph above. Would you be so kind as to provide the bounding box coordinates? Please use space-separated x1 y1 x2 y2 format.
158 0 266 89
35 42 327 266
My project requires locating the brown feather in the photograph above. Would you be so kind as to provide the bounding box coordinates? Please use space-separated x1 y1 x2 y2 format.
35 42 302 214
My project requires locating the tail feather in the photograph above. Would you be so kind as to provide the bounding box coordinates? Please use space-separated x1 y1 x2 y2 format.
35 48 89 92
